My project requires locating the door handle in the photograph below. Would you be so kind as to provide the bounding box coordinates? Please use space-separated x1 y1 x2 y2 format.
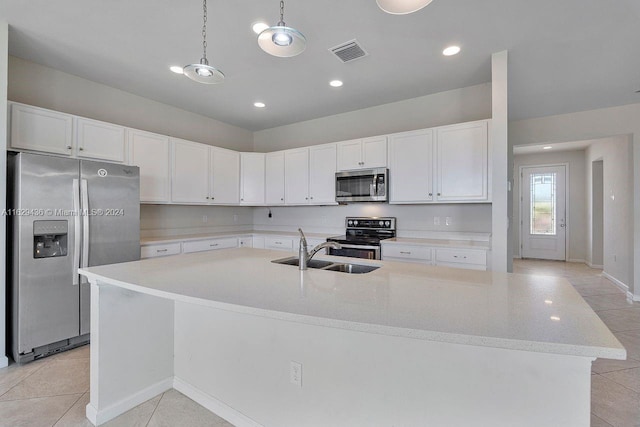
72 179 80 286
560 224 566 228
81 179 90 284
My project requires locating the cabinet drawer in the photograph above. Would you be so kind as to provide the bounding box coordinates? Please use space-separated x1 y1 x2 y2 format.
265 237 295 251
183 238 238 254
435 248 486 266
382 244 431 261
238 237 253 248
141 243 182 259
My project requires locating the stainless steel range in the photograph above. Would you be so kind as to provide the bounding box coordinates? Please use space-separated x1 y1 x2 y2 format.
326 217 396 260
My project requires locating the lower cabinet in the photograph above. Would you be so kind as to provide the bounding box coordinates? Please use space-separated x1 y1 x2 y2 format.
182 237 239 254
141 242 182 259
265 237 295 251
382 243 487 270
238 237 253 248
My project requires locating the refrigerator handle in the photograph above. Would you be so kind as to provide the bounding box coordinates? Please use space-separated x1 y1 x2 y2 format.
72 179 81 286
81 179 90 283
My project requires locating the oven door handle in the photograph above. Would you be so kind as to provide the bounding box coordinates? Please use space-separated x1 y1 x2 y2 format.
331 244 380 250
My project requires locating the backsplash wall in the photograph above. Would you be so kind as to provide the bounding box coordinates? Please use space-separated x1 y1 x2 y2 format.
140 205 254 238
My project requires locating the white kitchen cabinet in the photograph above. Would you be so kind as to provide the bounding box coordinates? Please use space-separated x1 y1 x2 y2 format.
128 129 171 203
171 138 210 204
182 237 238 254
388 129 434 203
265 152 286 205
436 121 489 202
210 147 240 204
240 153 265 205
382 242 487 270
238 237 253 248
308 144 337 204
382 244 432 264
141 242 182 259
337 136 387 171
10 103 74 156
265 236 295 251
284 148 310 205
75 117 126 162
434 248 487 271
252 236 266 249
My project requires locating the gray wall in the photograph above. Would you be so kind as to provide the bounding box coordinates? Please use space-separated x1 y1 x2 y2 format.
590 160 604 267
8 56 253 152
140 205 254 238
513 150 587 262
253 83 491 152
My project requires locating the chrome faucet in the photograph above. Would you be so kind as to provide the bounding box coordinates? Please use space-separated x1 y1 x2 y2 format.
298 228 342 270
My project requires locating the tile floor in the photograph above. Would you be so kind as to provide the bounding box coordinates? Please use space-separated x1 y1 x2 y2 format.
0 259 637 426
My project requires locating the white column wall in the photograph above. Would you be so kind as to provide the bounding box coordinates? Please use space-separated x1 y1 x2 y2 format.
0 21 9 368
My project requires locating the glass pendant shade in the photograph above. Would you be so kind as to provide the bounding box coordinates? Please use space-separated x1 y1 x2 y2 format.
184 58 225 84
258 24 306 57
377 0 434 14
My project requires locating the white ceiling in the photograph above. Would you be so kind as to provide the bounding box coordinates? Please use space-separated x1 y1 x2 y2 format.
513 139 597 155
1 0 639 131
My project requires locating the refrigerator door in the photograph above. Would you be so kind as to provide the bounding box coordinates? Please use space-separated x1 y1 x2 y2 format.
12 153 80 356
79 160 140 334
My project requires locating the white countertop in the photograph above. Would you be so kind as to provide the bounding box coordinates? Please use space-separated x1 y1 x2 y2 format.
141 230 333 245
80 248 625 360
382 237 491 250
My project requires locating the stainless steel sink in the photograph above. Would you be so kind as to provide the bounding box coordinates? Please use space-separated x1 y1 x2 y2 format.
272 256 334 269
272 256 379 274
322 263 380 274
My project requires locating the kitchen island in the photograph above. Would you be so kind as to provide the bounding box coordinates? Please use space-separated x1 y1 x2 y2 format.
79 248 625 427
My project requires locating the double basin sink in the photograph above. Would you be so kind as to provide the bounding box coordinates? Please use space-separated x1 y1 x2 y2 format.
272 256 379 274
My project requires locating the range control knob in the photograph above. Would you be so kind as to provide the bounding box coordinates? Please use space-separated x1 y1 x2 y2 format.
379 220 384 226
347 220 353 226
353 220 358 226
385 221 391 227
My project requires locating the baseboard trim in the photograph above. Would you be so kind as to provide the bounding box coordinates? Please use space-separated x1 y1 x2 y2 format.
174 377 263 427
86 377 173 426
568 259 586 264
602 272 629 293
0 356 8 369
585 260 604 269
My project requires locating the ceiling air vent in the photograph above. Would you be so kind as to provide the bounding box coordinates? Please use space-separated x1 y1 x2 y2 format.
329 39 369 63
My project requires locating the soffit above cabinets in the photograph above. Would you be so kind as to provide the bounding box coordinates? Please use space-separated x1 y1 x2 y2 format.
2 0 639 131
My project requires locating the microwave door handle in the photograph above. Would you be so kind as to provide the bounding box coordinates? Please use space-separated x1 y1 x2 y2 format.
81 179 90 284
72 179 80 286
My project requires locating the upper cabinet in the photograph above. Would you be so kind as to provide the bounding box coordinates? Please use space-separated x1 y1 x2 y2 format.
265 152 285 205
210 148 240 205
128 129 171 203
284 144 337 205
240 153 265 205
389 120 490 204
284 148 309 205
336 136 387 171
436 121 489 202
171 138 210 204
75 117 126 162
10 103 74 156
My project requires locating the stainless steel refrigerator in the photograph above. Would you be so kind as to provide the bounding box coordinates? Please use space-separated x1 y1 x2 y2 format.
8 152 140 363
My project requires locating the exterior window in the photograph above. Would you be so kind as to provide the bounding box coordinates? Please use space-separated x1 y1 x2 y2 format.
530 172 556 235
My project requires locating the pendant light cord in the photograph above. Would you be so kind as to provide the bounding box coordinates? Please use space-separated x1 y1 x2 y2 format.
278 0 286 26
202 0 208 62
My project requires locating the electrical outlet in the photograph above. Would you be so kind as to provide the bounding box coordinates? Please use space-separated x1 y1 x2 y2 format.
613 255 617 262
202 215 208 223
233 214 238 222
290 361 302 387
433 217 440 226
445 217 452 226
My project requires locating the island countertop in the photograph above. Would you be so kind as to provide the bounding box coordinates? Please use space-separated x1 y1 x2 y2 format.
80 248 625 360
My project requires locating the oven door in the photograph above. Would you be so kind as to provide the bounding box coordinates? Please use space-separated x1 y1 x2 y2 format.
327 244 380 260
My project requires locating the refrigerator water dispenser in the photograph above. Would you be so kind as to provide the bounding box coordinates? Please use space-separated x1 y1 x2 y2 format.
33 220 68 258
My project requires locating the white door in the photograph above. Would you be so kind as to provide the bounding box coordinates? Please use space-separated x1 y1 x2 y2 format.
388 130 433 203
361 136 387 169
76 117 126 162
240 153 265 204
171 138 210 204
336 139 363 171
265 152 285 205
211 148 240 204
284 148 309 204
128 130 171 203
309 144 336 204
521 165 567 260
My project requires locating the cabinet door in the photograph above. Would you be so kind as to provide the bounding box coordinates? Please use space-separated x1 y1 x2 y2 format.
128 130 171 203
284 148 309 204
171 138 210 204
211 148 240 204
76 117 126 162
362 136 387 168
336 139 362 171
388 130 433 203
10 103 73 155
309 144 337 204
265 152 285 205
436 121 488 202
240 153 265 205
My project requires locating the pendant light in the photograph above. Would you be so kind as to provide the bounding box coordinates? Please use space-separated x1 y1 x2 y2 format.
377 0 434 15
183 0 224 84
258 1 306 58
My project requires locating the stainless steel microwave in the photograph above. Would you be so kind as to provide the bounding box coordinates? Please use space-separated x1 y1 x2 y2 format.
335 168 388 203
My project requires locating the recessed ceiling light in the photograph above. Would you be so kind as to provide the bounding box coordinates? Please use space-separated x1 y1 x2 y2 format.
170 66 184 74
544 300 553 305
442 46 461 56
252 22 269 34
329 80 343 88
550 316 561 321
254 102 266 108
543 146 552 150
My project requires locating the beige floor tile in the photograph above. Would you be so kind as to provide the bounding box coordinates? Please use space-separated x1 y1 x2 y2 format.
598 308 640 333
0 393 82 427
53 393 92 427
573 282 625 297
102 394 162 427
0 358 89 401
583 294 638 311
0 358 49 390
616 331 640 360
591 374 640 427
602 368 640 393
147 389 234 427
48 345 90 362
591 413 614 426
593 357 640 374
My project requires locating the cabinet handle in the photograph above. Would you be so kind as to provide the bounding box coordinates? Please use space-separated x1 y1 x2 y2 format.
437 193 441 196
305 197 308 200
428 193 433 196
156 249 168 253
210 244 219 247
241 198 244 201
275 242 282 245
280 198 284 201
310 196 314 200
79 147 84 151
67 145 72 150
400 251 412 255
206 196 210 199
453 255 468 259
